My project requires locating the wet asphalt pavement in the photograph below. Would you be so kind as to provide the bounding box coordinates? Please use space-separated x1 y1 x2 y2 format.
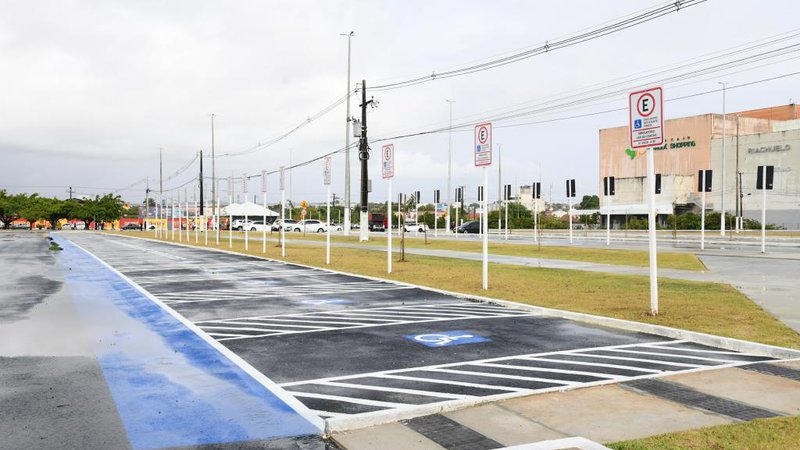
57 233 777 421
0 232 130 449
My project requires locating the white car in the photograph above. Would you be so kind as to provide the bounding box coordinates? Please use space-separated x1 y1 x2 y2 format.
292 219 330 233
403 222 428 233
232 220 269 232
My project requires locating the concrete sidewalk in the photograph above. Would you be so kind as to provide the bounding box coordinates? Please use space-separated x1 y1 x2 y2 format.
332 360 800 450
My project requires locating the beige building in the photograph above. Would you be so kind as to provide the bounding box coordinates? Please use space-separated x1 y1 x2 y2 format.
518 185 547 213
598 103 800 228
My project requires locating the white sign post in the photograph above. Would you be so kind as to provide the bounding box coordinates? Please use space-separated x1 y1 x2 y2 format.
475 123 492 290
261 170 268 254
382 144 395 274
324 157 332 265
243 173 249 251
629 86 664 316
227 175 233 249
280 166 286 257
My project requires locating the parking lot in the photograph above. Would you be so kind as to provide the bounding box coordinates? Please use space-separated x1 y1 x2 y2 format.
59 233 781 423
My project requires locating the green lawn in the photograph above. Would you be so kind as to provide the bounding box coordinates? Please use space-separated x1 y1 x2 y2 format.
215 231 706 271
609 416 800 450
109 231 800 349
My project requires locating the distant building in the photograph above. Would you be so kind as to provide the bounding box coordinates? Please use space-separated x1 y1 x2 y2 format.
598 103 800 228
518 185 547 213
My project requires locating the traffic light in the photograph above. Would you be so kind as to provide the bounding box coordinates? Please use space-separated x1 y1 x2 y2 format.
532 182 541 199
655 174 662 195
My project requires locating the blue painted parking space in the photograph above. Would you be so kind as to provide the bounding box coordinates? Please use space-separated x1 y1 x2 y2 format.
53 235 322 450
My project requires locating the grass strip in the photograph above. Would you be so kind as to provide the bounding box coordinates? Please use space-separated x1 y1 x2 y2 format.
608 416 800 450
192 230 705 271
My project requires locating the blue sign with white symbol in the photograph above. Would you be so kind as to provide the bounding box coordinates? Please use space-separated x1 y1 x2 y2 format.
405 330 492 348
633 119 642 129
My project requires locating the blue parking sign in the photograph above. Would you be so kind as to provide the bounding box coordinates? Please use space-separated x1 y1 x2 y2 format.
405 330 492 348
634 119 642 129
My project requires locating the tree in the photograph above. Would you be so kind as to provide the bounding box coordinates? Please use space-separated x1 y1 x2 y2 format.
578 195 599 209
0 191 28 228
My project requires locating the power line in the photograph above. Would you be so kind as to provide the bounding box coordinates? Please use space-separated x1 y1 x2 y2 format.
371 0 708 92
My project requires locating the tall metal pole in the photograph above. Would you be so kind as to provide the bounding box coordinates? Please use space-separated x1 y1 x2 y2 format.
342 31 354 236
199 150 204 244
719 82 727 237
606 177 611 246
387 180 392 273
446 99 455 233
761 166 767 254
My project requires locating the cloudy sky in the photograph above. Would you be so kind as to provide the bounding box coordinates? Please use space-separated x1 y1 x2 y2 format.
1 0 798 206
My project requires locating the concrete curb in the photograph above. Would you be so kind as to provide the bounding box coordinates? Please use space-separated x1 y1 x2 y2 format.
96 232 800 433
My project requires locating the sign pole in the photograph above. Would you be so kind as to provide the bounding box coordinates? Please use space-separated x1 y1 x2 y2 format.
474 122 492 290
215 181 220 245
630 86 663 316
387 179 392 273
324 157 332 264
243 173 249 251
568 196 573 244
194 193 198 244
504 195 508 241
482 167 489 290
606 178 611 246
701 171 706 250
761 165 767 254
262 171 268 254
280 166 286 257
533 192 539 244
647 147 659 315
228 176 233 249
381 145 395 272
184 187 189 242
263 192 267 254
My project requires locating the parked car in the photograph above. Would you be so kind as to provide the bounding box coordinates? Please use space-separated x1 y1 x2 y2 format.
292 219 329 233
121 222 142 231
245 220 270 232
10 223 30 230
271 219 297 232
454 220 480 234
403 222 428 233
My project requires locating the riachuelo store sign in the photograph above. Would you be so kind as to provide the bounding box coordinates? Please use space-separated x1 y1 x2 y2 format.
625 138 697 159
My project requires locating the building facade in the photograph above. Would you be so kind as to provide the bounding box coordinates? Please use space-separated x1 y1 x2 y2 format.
598 103 800 228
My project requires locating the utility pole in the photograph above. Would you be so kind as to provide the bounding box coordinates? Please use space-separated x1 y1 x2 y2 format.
341 31 355 236
445 99 455 232
358 79 377 241
719 82 728 237
497 144 502 233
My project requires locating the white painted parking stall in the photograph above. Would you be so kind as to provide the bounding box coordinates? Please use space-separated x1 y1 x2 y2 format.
195 302 536 341
279 340 775 418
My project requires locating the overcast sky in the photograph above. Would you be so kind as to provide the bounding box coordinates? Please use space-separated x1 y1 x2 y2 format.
1 0 798 206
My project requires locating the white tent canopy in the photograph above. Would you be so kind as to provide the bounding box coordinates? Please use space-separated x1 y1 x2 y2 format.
221 201 279 217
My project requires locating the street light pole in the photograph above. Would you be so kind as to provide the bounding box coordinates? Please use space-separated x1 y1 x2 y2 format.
341 31 355 236
445 99 455 233
719 82 728 237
